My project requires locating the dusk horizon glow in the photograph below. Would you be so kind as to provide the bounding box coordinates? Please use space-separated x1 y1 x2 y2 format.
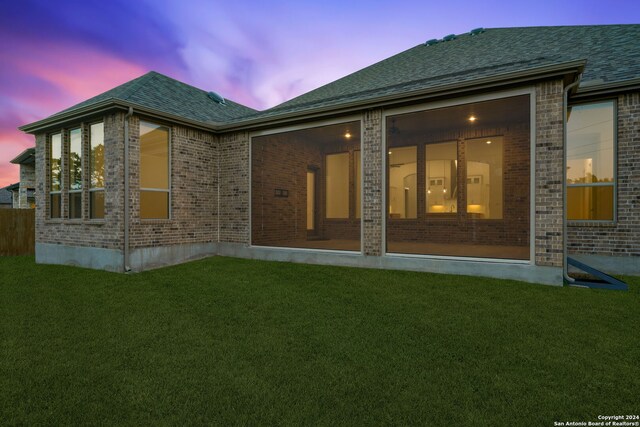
1 0 638 186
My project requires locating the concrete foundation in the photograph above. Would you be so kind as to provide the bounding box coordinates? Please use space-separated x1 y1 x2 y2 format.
129 242 216 272
36 242 124 272
36 241 565 285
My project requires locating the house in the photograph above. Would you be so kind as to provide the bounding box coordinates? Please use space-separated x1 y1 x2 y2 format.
18 25 640 284
0 185 13 209
8 148 36 209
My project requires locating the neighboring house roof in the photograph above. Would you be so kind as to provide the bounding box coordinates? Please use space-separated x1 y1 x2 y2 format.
5 183 19 192
20 25 640 133
253 25 640 120
10 147 35 165
0 186 13 205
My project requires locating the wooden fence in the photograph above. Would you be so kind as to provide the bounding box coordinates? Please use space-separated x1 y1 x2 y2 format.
0 209 35 256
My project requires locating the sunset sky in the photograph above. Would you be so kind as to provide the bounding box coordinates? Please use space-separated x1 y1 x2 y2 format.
1 0 638 187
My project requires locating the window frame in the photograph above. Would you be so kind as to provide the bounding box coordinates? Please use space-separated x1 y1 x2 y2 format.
139 119 172 220
566 99 617 224
49 132 62 219
89 121 106 220
68 127 83 220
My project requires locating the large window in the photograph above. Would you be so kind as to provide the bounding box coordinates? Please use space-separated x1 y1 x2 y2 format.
567 101 615 221
50 133 62 218
386 95 530 260
140 121 170 219
69 128 82 219
90 123 105 219
252 121 361 251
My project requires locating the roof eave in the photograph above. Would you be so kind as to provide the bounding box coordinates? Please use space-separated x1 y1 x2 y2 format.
19 99 128 134
573 77 640 99
10 148 36 165
221 59 586 132
19 99 225 135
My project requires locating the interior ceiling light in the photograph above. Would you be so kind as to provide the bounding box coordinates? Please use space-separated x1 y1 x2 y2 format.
468 115 477 122
388 151 392 155
344 131 352 139
486 140 492 144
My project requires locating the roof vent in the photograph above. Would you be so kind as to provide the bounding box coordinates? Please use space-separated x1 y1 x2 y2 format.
442 34 457 42
470 27 485 36
207 91 226 105
424 38 440 46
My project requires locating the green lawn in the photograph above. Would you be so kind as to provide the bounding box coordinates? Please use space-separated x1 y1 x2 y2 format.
1 256 638 426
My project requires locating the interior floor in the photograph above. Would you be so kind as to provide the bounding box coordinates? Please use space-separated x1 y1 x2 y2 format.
254 239 530 260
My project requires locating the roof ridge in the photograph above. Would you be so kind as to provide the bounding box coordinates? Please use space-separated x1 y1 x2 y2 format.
121 71 158 102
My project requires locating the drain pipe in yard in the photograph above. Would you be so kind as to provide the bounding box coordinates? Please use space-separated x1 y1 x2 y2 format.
563 77 581 284
124 107 133 272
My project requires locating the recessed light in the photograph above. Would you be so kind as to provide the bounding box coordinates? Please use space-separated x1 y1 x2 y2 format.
344 131 352 139
486 140 492 144
388 151 392 155
468 115 477 122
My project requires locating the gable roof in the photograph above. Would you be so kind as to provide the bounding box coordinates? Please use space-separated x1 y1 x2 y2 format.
21 71 257 132
250 25 639 120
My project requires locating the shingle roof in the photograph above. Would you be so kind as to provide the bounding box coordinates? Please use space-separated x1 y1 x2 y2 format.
50 71 257 124
21 24 640 131
250 24 640 120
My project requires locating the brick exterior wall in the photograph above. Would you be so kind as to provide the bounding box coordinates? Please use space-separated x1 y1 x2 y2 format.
567 91 640 258
127 115 218 249
362 109 383 256
535 81 565 267
35 80 638 274
16 163 35 208
219 131 250 244
35 113 125 249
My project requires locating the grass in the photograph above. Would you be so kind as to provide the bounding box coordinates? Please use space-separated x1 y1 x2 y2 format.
1 256 638 425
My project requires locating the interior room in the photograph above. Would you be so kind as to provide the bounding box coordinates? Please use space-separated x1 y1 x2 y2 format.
251 121 361 251
386 95 531 260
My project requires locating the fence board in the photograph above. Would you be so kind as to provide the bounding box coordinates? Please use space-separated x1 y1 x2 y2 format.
0 209 35 256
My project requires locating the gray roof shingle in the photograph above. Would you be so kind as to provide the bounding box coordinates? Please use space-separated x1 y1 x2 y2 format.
22 24 640 130
50 71 257 124
249 25 640 120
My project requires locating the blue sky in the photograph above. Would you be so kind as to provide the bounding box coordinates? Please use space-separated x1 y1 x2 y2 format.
1 0 638 185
